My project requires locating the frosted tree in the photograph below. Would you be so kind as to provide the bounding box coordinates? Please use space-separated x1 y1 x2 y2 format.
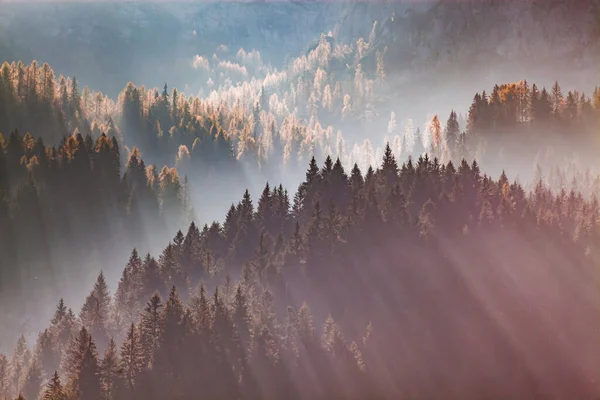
369 21 378 46
360 139 374 171
322 84 333 111
268 93 279 113
355 38 368 63
387 112 397 135
333 82 343 104
308 34 332 68
354 64 365 100
296 76 304 101
258 116 274 163
335 130 347 166
364 79 374 105
376 49 386 81
403 119 415 154
313 68 327 101
342 94 352 119
237 126 256 161
374 146 383 167
393 135 403 160
283 141 293 166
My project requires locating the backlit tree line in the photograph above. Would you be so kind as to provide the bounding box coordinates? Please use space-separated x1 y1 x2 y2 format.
3 60 600 184
2 146 599 399
0 128 193 351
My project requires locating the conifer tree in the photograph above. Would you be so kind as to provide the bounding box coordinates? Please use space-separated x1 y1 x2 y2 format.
76 337 102 400
141 255 162 301
99 338 122 400
152 287 187 397
64 327 90 379
22 358 42 400
79 288 109 353
120 324 144 394
379 143 399 194
10 335 30 397
35 329 60 380
0 354 8 399
42 371 65 400
115 249 143 330
232 285 252 350
444 110 460 155
139 294 163 368
160 243 185 292
551 81 563 118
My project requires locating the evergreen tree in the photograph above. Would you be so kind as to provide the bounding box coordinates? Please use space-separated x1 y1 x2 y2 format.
114 249 143 331
379 143 399 195
99 338 122 400
139 294 163 369
10 335 30 397
42 372 66 400
0 354 8 399
76 337 102 400
444 110 460 155
120 324 144 394
35 329 60 379
22 359 42 400
551 81 563 118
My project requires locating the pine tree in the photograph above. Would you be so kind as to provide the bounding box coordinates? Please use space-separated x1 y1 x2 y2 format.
99 338 122 400
22 358 42 400
81 272 111 328
10 335 30 396
160 243 185 292
35 329 60 380
418 199 435 239
114 249 143 331
232 285 252 350
249 233 273 286
64 327 90 380
188 283 212 336
76 337 101 400
256 182 273 233
444 110 460 156
139 294 163 368
42 371 66 400
120 324 144 394
71 76 81 117
171 88 179 121
551 81 563 119
380 143 399 193
181 222 202 280
565 91 578 122
152 286 187 397
79 290 109 353
141 254 162 301
0 354 8 399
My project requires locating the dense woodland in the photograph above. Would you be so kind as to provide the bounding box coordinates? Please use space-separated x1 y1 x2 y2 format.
1 1 599 397
2 56 600 177
1 143 599 399
1 50 600 400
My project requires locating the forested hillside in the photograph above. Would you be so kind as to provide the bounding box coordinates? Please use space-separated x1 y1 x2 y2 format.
1 57 600 353
1 1 599 398
1 150 599 399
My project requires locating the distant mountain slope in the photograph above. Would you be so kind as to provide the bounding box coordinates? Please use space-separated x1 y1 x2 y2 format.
0 1 596 115
367 0 599 73
0 2 348 96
